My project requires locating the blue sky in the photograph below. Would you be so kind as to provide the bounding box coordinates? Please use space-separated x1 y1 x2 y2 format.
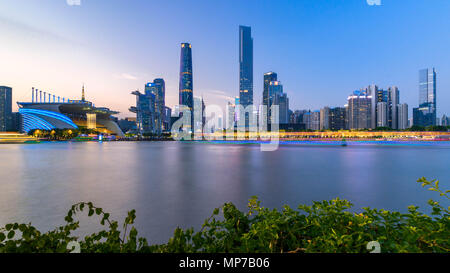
0 0 449 118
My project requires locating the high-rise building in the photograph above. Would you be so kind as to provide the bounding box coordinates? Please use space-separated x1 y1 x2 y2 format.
368 84 391 129
377 102 388 127
311 111 320 131
263 72 277 107
274 93 289 124
347 90 372 129
388 86 400 129
268 81 282 126
268 81 290 125
179 42 194 129
303 111 312 130
239 25 253 129
0 86 12 131
145 79 165 135
320 107 330 130
368 84 379 129
414 68 436 126
397 103 409 130
329 107 346 130
131 90 156 135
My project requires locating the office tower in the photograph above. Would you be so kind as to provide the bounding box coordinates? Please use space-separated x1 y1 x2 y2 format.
0 86 12 131
368 84 392 129
268 81 283 104
239 26 253 129
268 81 282 125
179 42 194 129
263 72 277 107
368 84 379 129
274 93 289 124
414 68 436 126
320 107 330 130
311 111 320 131
303 111 312 130
131 90 156 135
145 79 165 135
377 102 388 127
388 86 400 129
397 103 408 130
329 107 347 130
347 90 372 129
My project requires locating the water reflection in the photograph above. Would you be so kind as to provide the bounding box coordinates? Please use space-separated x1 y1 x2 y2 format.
0 141 449 243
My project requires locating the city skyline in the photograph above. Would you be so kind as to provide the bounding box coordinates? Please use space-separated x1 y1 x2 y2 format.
1 0 449 118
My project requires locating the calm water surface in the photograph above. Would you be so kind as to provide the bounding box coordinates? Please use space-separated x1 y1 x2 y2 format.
0 141 449 243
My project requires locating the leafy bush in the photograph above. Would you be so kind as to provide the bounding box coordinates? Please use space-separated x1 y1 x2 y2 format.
0 178 448 253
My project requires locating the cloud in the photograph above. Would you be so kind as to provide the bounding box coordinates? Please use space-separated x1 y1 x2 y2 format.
119 73 138 80
202 89 235 101
0 15 80 46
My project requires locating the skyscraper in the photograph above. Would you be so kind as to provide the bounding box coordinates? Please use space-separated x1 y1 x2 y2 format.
398 103 409 130
145 79 165 135
388 86 400 129
329 107 347 130
414 68 436 126
377 102 388 127
274 93 289 124
239 25 253 129
0 86 12 131
131 90 156 135
347 90 372 130
263 72 277 107
311 111 321 131
320 107 330 130
179 43 193 129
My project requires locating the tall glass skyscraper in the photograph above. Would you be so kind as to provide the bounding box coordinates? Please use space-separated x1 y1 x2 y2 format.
0 86 12 131
263 72 277 107
145 79 165 135
414 68 436 126
239 26 253 108
179 43 193 125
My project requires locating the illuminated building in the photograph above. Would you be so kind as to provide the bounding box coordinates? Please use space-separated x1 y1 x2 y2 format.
329 107 346 130
239 25 253 129
347 90 372 129
18 86 124 136
179 43 193 129
145 79 165 135
263 72 277 108
130 89 156 135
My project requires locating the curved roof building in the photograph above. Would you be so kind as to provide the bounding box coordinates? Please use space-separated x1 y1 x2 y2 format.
18 87 124 137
